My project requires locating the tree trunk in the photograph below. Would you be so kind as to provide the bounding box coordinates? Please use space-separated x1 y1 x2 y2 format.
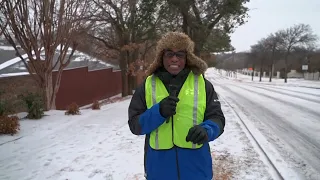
284 55 288 83
127 75 132 95
125 51 134 95
28 62 59 111
269 61 274 82
119 53 129 97
259 59 264 82
259 67 262 82
252 65 255 81
284 65 288 83
194 45 201 56
269 65 272 82
43 72 55 110
50 68 65 110
121 70 129 97
182 25 207 57
192 33 206 57
269 49 275 82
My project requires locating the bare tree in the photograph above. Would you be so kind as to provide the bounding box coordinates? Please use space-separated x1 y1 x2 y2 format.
0 1 7 36
277 24 318 83
264 33 283 82
250 39 270 82
89 0 162 96
244 52 256 81
0 0 92 110
290 46 314 72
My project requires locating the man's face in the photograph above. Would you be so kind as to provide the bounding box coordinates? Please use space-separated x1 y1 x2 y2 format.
162 49 187 75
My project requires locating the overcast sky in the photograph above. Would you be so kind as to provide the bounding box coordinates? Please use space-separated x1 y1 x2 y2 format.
230 0 320 52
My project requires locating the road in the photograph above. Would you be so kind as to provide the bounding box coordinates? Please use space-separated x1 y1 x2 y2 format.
207 72 320 180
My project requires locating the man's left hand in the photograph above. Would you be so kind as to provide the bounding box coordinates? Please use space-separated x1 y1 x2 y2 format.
186 125 208 145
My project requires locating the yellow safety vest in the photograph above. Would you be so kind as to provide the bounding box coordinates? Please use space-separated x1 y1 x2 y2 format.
145 71 206 150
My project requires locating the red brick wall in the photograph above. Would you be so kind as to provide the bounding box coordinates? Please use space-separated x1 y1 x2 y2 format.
0 67 122 111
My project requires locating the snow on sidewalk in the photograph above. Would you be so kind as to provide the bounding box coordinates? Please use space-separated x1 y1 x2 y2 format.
1 97 273 180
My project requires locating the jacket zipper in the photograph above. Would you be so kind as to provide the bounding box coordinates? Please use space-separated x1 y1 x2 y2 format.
172 116 181 180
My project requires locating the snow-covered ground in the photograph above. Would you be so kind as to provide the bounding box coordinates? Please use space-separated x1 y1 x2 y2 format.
207 68 320 180
0 98 277 180
217 69 320 89
1 68 319 180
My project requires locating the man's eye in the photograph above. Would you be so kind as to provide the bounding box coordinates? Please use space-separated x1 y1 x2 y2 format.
165 52 175 57
164 51 186 58
176 52 186 58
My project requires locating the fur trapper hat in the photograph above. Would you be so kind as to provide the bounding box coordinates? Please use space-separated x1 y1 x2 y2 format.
145 31 208 76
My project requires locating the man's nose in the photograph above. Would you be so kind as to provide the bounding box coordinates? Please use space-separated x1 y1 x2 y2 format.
170 55 179 62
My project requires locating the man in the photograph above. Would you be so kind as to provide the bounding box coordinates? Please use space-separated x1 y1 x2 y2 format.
128 31 225 180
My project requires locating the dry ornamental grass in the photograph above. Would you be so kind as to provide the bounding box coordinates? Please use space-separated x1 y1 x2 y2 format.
65 102 81 115
92 100 101 110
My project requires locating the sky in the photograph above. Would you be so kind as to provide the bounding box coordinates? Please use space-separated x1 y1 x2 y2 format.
230 0 320 52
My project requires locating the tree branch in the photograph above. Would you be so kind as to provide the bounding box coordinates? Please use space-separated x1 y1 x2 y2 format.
87 33 120 51
191 0 201 23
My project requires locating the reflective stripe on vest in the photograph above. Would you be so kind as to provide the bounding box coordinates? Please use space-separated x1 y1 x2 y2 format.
145 71 206 150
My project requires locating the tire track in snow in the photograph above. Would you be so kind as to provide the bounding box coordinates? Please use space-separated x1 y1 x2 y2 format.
243 84 320 104
233 84 320 119
219 85 320 179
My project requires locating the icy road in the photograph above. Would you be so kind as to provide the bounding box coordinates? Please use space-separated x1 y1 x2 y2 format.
207 69 320 180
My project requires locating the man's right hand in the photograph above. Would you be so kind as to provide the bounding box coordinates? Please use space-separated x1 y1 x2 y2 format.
159 96 179 118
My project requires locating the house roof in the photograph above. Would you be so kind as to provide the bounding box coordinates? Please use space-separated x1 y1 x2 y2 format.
0 48 16 64
0 39 20 65
0 40 120 75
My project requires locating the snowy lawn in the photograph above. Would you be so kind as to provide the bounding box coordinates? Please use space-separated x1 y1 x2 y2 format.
1 95 277 180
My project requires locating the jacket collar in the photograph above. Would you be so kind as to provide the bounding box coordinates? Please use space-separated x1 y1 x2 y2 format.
154 67 191 94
